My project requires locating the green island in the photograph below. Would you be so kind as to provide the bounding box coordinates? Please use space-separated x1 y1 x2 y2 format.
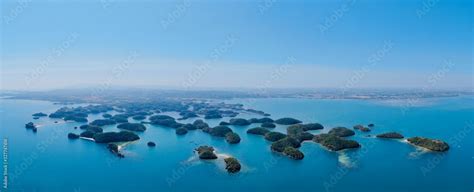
228 118 251 126
353 124 371 132
376 132 404 139
93 131 140 143
264 132 287 142
147 141 156 147
224 157 241 173
283 147 304 160
225 132 241 144
271 137 301 152
195 146 218 159
407 137 449 152
175 127 188 135
328 127 355 137
313 133 360 151
117 123 147 132
261 122 276 128
246 127 270 135
274 117 302 125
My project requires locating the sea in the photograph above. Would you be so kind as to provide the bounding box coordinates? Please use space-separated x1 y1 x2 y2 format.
1 96 473 192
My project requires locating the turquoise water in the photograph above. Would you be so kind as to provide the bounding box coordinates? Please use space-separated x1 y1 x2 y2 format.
1 97 473 192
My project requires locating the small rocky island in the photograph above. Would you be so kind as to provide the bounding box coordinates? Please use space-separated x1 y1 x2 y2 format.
225 132 241 144
25 122 37 132
261 122 276 128
228 118 251 126
147 141 156 147
274 117 302 125
353 124 371 132
32 112 48 117
376 132 404 139
407 137 449 152
283 147 304 160
195 146 218 159
224 157 241 173
328 127 355 137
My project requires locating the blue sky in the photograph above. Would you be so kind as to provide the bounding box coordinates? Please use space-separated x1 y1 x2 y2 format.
1 0 472 90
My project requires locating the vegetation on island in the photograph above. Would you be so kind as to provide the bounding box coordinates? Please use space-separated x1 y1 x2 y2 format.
407 137 449 152
80 125 103 133
193 119 209 129
328 127 355 137
353 124 371 132
132 115 146 120
287 125 314 142
246 127 270 135
68 133 80 139
283 147 304 160
229 118 251 126
208 125 233 137
181 123 198 130
271 137 301 152
376 132 404 139
264 132 287 142
274 117 302 125
107 143 124 158
195 146 218 159
90 119 116 126
224 157 241 173
261 122 276 128
32 112 48 117
147 141 156 147
219 121 230 126
25 122 36 129
176 127 188 135
102 113 112 118
225 132 241 144
298 123 324 131
149 115 182 128
117 123 146 132
93 131 140 143
313 133 360 151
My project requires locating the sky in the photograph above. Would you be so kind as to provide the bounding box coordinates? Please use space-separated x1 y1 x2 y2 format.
0 0 473 91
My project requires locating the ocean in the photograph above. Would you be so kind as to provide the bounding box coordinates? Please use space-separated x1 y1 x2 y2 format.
1 97 473 192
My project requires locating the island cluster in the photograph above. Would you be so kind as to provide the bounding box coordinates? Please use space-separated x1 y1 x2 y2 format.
25 99 450 174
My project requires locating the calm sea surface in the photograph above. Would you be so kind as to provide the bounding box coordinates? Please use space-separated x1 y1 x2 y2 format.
1 97 473 192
